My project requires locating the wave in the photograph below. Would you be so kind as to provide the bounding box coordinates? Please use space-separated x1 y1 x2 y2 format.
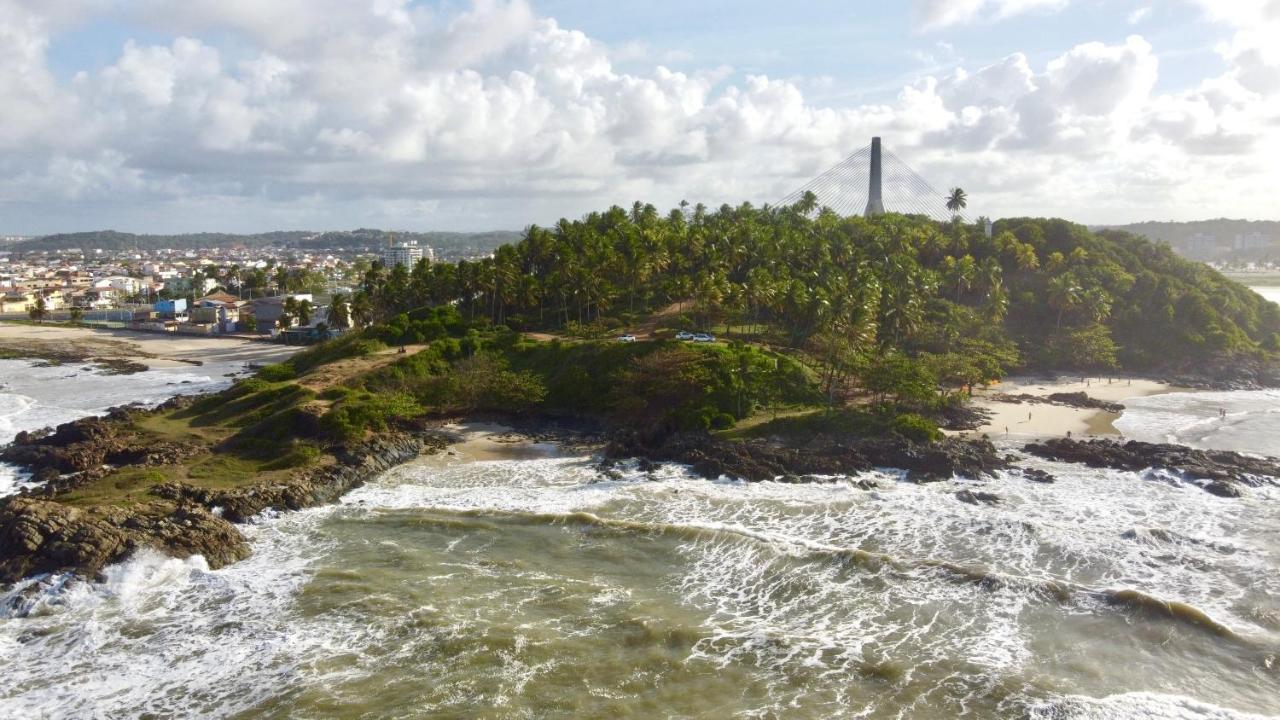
357 503 1259 644
1028 691 1279 719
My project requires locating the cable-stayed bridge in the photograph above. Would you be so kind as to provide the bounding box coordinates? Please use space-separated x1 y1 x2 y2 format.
779 137 961 222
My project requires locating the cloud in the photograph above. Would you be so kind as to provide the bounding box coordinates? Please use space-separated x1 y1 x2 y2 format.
0 0 1278 232
913 0 1069 29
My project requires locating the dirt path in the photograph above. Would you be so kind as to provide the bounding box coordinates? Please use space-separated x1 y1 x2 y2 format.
296 344 430 391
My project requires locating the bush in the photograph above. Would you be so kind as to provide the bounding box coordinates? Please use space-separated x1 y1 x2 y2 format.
257 363 297 382
260 442 321 470
709 412 736 430
889 413 943 442
320 391 426 443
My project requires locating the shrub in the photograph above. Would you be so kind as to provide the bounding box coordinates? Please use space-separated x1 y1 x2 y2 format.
709 412 736 430
889 413 943 442
261 443 321 470
257 363 297 382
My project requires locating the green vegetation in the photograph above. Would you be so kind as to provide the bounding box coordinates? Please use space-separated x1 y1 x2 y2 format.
37 202 1280 514
337 202 1277 406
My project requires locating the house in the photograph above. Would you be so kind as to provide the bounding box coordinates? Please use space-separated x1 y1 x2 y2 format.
1 292 34 313
155 298 188 321
250 294 313 331
197 291 241 305
103 276 142 295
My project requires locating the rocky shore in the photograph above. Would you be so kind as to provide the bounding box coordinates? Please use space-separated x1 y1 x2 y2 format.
1023 438 1280 497
0 403 450 585
985 391 1125 414
607 431 1011 484
6 395 1280 587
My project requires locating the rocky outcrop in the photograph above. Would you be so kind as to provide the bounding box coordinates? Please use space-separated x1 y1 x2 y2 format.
608 431 1009 483
155 433 449 522
0 400 203 495
1157 356 1280 391
956 489 1001 506
0 432 450 584
0 497 247 584
986 391 1123 413
1022 438 1280 495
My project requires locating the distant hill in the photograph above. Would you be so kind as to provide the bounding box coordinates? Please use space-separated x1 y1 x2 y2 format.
14 228 521 260
1104 220 1280 262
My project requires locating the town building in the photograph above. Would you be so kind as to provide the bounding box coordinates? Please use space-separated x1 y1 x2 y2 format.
381 240 424 269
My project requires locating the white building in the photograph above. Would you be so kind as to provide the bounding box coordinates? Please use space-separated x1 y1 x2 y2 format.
1234 232 1273 250
381 240 425 269
1188 232 1220 253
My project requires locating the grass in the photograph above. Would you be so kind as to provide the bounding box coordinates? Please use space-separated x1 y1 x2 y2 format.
60 466 181 508
715 406 826 440
60 377 329 508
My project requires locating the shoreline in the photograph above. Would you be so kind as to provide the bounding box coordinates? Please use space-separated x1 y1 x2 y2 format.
963 375 1185 441
0 321 300 371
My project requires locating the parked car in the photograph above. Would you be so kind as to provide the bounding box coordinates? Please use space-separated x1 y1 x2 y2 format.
617 334 637 343
674 331 695 340
693 333 715 342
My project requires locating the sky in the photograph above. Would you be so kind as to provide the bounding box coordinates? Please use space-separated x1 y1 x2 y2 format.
1 0 1278 235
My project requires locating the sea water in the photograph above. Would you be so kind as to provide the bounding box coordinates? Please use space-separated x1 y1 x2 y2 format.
0 389 1278 717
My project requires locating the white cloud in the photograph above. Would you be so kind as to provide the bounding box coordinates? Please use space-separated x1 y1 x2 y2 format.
914 0 1069 29
0 0 1278 231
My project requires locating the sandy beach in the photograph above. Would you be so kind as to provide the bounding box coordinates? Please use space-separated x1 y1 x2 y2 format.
0 322 301 370
967 375 1178 440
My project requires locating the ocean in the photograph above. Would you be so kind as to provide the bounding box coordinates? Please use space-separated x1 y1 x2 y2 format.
1 294 1279 717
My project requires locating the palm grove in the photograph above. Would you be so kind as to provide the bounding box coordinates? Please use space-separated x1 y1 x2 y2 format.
302 194 1278 432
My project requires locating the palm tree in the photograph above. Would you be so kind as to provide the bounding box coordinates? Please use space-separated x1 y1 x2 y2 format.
946 187 967 216
296 299 313 327
1047 274 1082 330
328 293 351 330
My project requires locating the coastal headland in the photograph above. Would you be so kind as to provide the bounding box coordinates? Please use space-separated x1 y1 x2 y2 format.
3 212 1280 588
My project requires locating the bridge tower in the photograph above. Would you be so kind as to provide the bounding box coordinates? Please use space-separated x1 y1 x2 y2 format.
864 136 885 217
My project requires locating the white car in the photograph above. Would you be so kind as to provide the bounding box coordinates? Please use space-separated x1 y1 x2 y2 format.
675 331 695 340
693 333 715 342
617 334 637 343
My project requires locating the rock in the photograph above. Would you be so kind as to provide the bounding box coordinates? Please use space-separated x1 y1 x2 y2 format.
986 391 1123 413
1022 438 1280 496
0 427 450 585
607 431 1009 484
155 432 450 523
1019 468 1056 484
0 496 247 584
1045 391 1124 413
955 489 1001 506
1204 480 1242 498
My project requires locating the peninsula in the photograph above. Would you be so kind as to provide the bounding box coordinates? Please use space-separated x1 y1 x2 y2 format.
3 208 1280 584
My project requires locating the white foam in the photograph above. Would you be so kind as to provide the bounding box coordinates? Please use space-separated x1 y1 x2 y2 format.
1116 389 1280 454
1028 691 1276 719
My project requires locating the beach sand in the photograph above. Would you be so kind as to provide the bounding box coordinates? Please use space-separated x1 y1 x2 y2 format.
967 375 1177 440
415 422 575 466
0 322 300 369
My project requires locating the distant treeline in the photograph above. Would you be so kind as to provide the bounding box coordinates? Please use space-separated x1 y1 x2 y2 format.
1105 219 1280 257
13 228 521 258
